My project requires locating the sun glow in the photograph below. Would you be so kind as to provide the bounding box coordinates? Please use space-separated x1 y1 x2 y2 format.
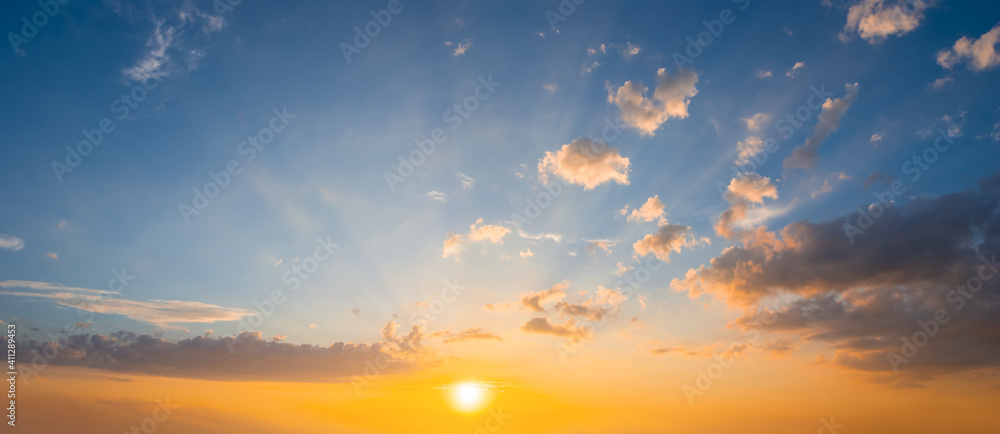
449 382 491 413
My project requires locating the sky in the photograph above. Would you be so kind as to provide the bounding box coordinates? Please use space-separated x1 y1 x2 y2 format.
2 0 1000 432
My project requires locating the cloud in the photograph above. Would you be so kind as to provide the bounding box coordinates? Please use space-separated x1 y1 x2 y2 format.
930 76 954 89
756 70 773 78
870 133 883 144
521 282 568 312
839 0 928 44
16 323 424 382
626 195 666 223
615 262 634 276
521 317 592 341
608 68 699 136
46 252 59 260
456 172 475 189
543 83 558 93
519 249 534 258
435 327 503 343
0 280 252 329
122 3 228 83
673 174 1000 315
0 234 25 252
448 39 473 56
584 239 615 255
538 138 630 189
785 61 806 78
350 307 360 317
468 218 510 243
517 229 562 243
424 191 447 203
735 136 765 166
937 23 1000 71
633 224 703 263
784 83 860 170
715 173 780 239
811 180 834 198
744 113 770 131
442 233 464 258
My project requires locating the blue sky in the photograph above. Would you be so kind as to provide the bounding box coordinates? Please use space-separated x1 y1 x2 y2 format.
2 0 1000 371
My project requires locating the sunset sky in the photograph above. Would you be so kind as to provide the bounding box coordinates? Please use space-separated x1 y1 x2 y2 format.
2 0 1000 433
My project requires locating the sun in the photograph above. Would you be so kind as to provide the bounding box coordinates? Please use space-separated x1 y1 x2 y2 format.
448 382 491 413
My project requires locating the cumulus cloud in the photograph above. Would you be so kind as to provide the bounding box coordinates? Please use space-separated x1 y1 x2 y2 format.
633 224 703 263
442 233 464 258
16 322 424 382
521 282 569 312
0 234 25 252
625 195 666 224
538 138 630 189
715 173 780 239
936 23 1000 71
784 83 860 170
756 70 773 78
608 68 699 136
0 280 252 329
468 218 510 243
839 0 928 44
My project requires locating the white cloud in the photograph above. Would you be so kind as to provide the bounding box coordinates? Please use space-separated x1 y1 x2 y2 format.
608 68 699 136
870 133 883 144
520 249 534 258
456 172 475 189
424 191 447 203
543 83 558 93
785 61 806 78
538 138 630 189
122 4 228 83
840 0 929 44
756 70 773 78
0 280 252 329
937 23 1000 71
0 234 25 252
